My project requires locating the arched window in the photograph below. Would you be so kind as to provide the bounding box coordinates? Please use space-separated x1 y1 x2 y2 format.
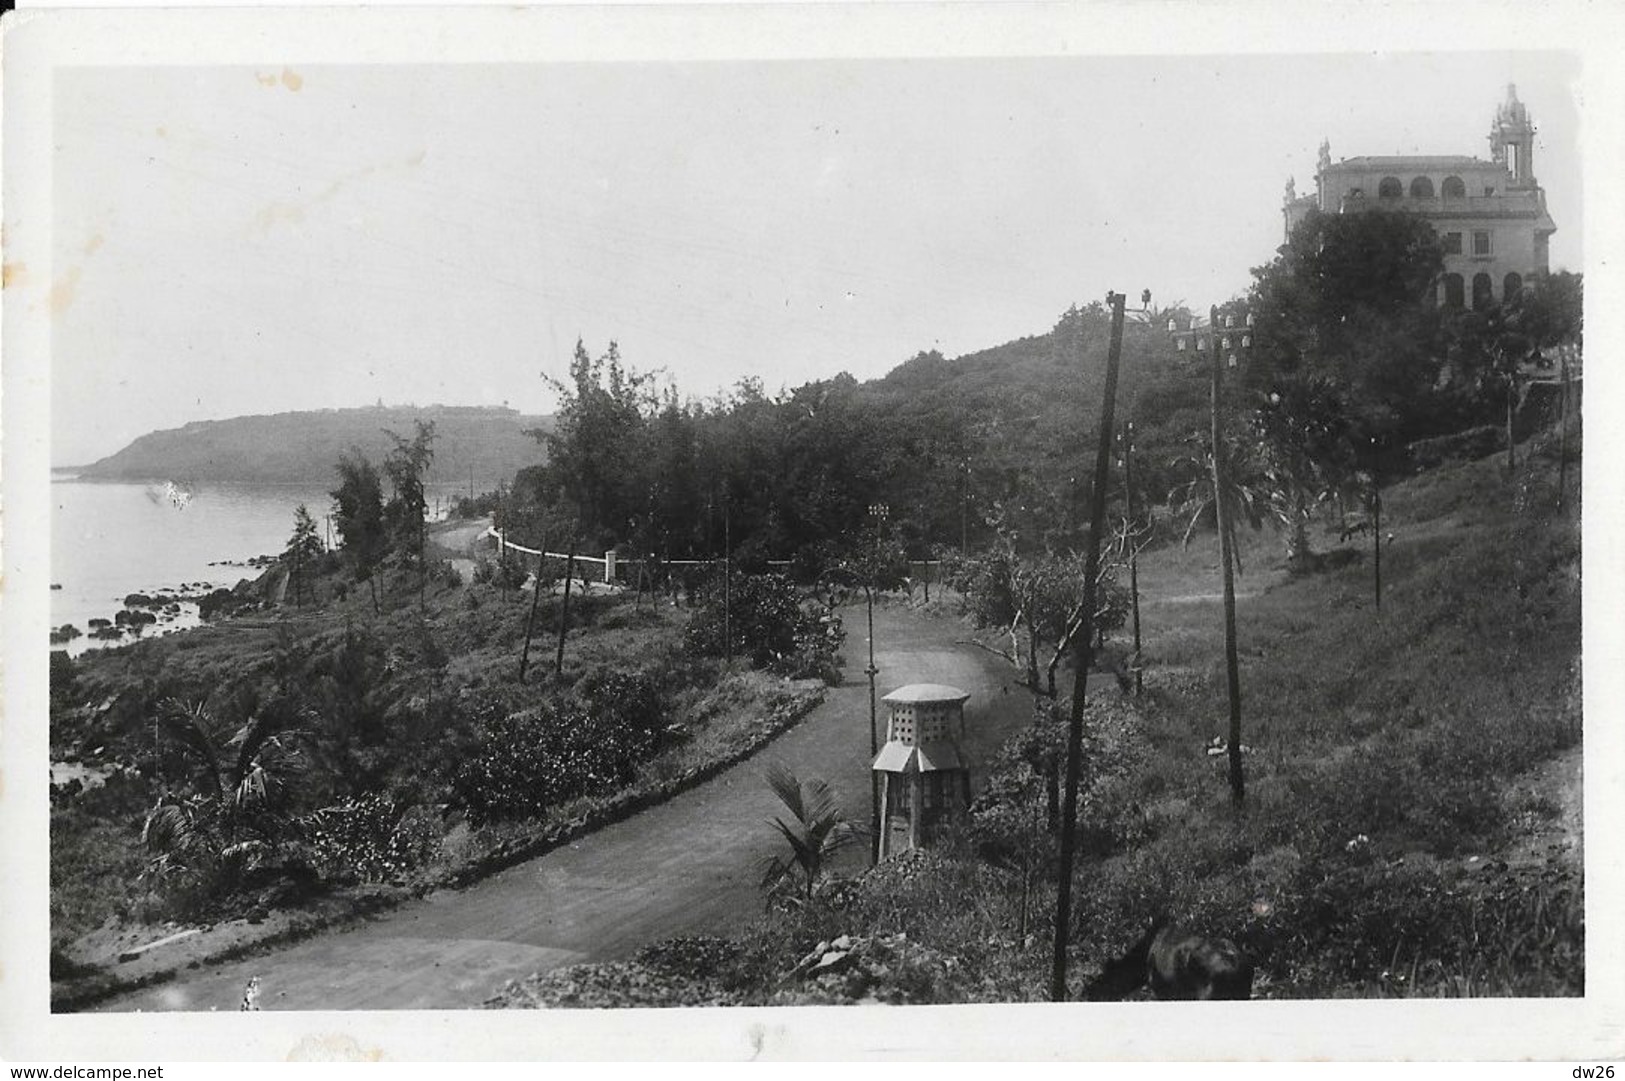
1442 273 1465 309
1441 175 1466 198
1472 273 1494 311
1504 272 1523 303
1378 177 1403 199
1409 176 1435 198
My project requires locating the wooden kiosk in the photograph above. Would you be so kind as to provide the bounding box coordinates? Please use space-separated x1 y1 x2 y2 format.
872 683 972 859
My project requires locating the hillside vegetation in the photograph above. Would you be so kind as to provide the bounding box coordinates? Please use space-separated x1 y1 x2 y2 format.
75 405 552 485
491 434 1582 1006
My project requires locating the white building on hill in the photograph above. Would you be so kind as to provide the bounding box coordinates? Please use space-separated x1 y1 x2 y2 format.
1283 84 1557 312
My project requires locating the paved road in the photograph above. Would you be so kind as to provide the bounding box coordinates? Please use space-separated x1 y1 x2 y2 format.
97 604 1027 1012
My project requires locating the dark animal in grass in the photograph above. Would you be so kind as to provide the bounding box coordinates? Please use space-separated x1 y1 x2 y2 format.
1084 918 1253 1001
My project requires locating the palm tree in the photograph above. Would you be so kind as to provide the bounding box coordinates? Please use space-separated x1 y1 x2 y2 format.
142 696 306 889
1169 434 1267 576
758 762 860 907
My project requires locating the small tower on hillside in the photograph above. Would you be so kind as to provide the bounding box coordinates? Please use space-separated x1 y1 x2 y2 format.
872 683 972 859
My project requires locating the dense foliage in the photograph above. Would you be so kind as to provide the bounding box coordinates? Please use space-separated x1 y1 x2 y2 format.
448 672 671 825
683 572 845 681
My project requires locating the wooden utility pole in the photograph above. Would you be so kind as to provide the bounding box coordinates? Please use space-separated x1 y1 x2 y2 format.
1050 290 1129 1002
554 539 578 679
723 500 732 668
1373 479 1383 612
1122 420 1143 698
1557 345 1571 513
1208 306 1245 808
518 540 547 682
961 459 970 554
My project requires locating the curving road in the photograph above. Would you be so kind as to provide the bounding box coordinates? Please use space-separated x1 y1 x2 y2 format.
96 604 1028 1012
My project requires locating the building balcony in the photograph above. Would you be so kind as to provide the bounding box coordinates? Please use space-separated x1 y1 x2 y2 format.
1337 190 1546 217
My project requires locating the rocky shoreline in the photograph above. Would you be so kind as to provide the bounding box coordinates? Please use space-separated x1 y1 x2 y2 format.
50 558 281 651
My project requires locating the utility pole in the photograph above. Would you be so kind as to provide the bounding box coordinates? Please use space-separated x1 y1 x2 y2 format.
1373 471 1383 612
864 503 887 866
960 459 970 555
519 538 547 682
555 538 578 679
1557 344 1571 514
1208 306 1245 809
1050 289 1129 1002
1122 420 1143 698
723 499 732 668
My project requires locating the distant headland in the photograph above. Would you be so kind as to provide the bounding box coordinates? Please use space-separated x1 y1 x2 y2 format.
71 404 553 486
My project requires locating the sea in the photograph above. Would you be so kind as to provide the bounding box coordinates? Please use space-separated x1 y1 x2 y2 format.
49 473 463 658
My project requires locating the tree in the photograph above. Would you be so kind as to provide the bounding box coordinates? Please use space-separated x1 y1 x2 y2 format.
1248 378 1356 567
946 517 1105 700
382 420 437 604
331 449 387 612
283 504 325 608
1444 271 1583 475
758 762 860 907
1244 208 1446 548
536 340 659 549
1167 430 1267 575
141 696 307 896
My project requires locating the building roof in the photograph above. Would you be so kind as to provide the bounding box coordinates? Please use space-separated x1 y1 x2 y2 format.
1325 154 1496 172
882 683 971 705
872 740 964 773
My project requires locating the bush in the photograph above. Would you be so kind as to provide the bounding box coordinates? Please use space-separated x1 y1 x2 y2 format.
303 793 441 884
450 678 673 825
684 572 844 679
473 552 530 590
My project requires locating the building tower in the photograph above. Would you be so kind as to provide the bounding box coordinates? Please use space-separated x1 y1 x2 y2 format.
1490 83 1537 189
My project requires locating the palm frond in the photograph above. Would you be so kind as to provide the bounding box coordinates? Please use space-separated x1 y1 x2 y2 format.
159 697 227 802
763 760 807 824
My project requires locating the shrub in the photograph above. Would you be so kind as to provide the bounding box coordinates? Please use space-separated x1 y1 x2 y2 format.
450 678 673 825
303 793 441 884
684 572 844 678
473 552 530 590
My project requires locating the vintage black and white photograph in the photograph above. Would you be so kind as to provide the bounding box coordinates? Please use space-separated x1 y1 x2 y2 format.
2 3 1620 1062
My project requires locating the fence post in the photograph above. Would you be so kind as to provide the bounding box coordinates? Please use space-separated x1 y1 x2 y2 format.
604 549 617 585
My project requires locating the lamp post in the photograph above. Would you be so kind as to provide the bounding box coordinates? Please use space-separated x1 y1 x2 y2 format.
864 502 889 864
1167 306 1252 808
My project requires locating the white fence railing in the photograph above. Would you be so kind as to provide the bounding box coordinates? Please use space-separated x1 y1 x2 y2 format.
482 526 943 587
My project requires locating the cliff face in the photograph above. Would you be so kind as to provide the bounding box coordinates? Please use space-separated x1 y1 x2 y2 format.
77 406 552 486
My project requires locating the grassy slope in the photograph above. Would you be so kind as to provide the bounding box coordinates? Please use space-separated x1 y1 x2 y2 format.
494 437 1581 1006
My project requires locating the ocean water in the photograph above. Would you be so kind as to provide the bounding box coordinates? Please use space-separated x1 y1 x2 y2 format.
49 476 339 656
50 477 471 656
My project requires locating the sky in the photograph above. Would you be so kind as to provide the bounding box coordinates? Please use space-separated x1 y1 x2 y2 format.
48 51 1583 466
